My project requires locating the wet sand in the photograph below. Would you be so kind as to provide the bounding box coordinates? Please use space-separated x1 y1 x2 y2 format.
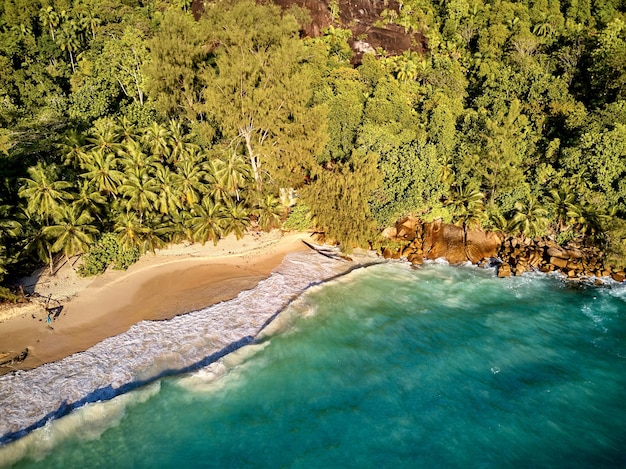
0 231 309 374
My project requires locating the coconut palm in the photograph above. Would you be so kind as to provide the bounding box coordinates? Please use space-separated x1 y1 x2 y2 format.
60 129 88 169
567 202 611 242
154 165 183 216
254 193 284 231
217 150 251 201
0 204 22 239
43 204 98 263
174 159 206 208
205 159 231 203
18 163 74 223
114 211 148 250
187 198 227 245
223 199 251 239
74 180 107 222
119 139 159 172
142 122 171 161
118 168 159 215
81 150 124 198
39 6 60 41
56 19 81 72
166 120 198 165
510 199 549 238
546 187 576 232
85 118 120 154
446 185 485 228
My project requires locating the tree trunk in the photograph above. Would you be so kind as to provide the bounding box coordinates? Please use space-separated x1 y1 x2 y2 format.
240 125 262 193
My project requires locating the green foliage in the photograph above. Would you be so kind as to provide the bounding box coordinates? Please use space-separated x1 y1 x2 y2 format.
0 286 24 303
78 232 139 276
3 0 626 280
283 203 313 231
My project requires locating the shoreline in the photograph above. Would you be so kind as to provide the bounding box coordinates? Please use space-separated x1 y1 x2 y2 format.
0 231 310 375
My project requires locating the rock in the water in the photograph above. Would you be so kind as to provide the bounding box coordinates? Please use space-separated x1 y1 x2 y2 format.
497 263 512 277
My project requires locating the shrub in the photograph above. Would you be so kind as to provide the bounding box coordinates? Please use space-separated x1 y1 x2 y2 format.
283 203 313 231
78 233 140 277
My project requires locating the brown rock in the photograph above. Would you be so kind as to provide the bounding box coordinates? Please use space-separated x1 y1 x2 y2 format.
407 252 423 265
566 248 584 259
611 271 626 282
550 256 569 269
547 247 568 259
396 216 420 241
497 263 512 277
465 229 502 264
381 226 398 239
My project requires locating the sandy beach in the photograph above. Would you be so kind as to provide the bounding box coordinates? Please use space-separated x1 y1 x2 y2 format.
0 231 309 375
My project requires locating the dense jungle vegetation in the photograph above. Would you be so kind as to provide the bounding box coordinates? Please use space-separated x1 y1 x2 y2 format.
0 0 625 288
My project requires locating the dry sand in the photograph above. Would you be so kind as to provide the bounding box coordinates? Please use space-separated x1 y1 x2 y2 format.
0 231 309 375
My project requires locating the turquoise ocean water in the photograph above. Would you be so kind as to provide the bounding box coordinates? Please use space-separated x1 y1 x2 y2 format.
1 259 625 468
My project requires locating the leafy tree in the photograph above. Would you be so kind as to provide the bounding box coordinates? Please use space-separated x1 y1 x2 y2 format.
201 0 327 191
143 8 208 121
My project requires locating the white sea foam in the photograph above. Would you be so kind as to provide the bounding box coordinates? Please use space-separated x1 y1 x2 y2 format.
0 248 379 446
0 382 160 467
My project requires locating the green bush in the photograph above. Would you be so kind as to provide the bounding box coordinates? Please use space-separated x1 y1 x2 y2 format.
283 203 313 231
0 286 25 304
78 233 140 277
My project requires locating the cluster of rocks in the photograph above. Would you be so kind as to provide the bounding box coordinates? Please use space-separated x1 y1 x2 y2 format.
381 217 626 283
495 237 625 282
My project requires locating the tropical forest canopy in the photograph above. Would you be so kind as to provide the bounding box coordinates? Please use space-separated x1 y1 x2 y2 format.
1 0 626 287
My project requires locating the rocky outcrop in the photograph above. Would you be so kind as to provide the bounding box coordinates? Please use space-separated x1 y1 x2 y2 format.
381 217 626 282
382 217 501 265
194 0 427 64
495 236 626 281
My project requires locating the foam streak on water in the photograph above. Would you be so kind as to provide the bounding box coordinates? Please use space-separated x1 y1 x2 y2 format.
0 250 372 444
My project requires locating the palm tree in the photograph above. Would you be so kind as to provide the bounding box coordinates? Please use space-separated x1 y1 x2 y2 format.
223 199 251 240
85 118 120 154
39 6 60 41
567 202 611 243
187 198 227 245
119 138 159 172
117 116 137 145
56 19 81 72
174 160 206 208
60 129 89 169
166 120 198 165
217 150 251 201
24 222 55 275
114 211 148 251
43 204 98 265
394 51 420 83
510 199 549 238
74 180 107 222
205 159 231 203
154 165 183 216
0 204 22 239
446 186 485 229
141 213 170 253
18 163 74 223
142 122 171 161
118 168 159 216
254 193 284 231
546 187 576 232
81 150 124 198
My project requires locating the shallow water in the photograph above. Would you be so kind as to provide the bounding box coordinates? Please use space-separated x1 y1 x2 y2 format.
2 261 625 468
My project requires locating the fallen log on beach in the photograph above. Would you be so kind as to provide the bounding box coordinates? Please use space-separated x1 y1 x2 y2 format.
301 240 353 262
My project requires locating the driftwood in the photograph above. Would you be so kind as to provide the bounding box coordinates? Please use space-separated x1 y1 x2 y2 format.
301 240 352 262
0 348 28 368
